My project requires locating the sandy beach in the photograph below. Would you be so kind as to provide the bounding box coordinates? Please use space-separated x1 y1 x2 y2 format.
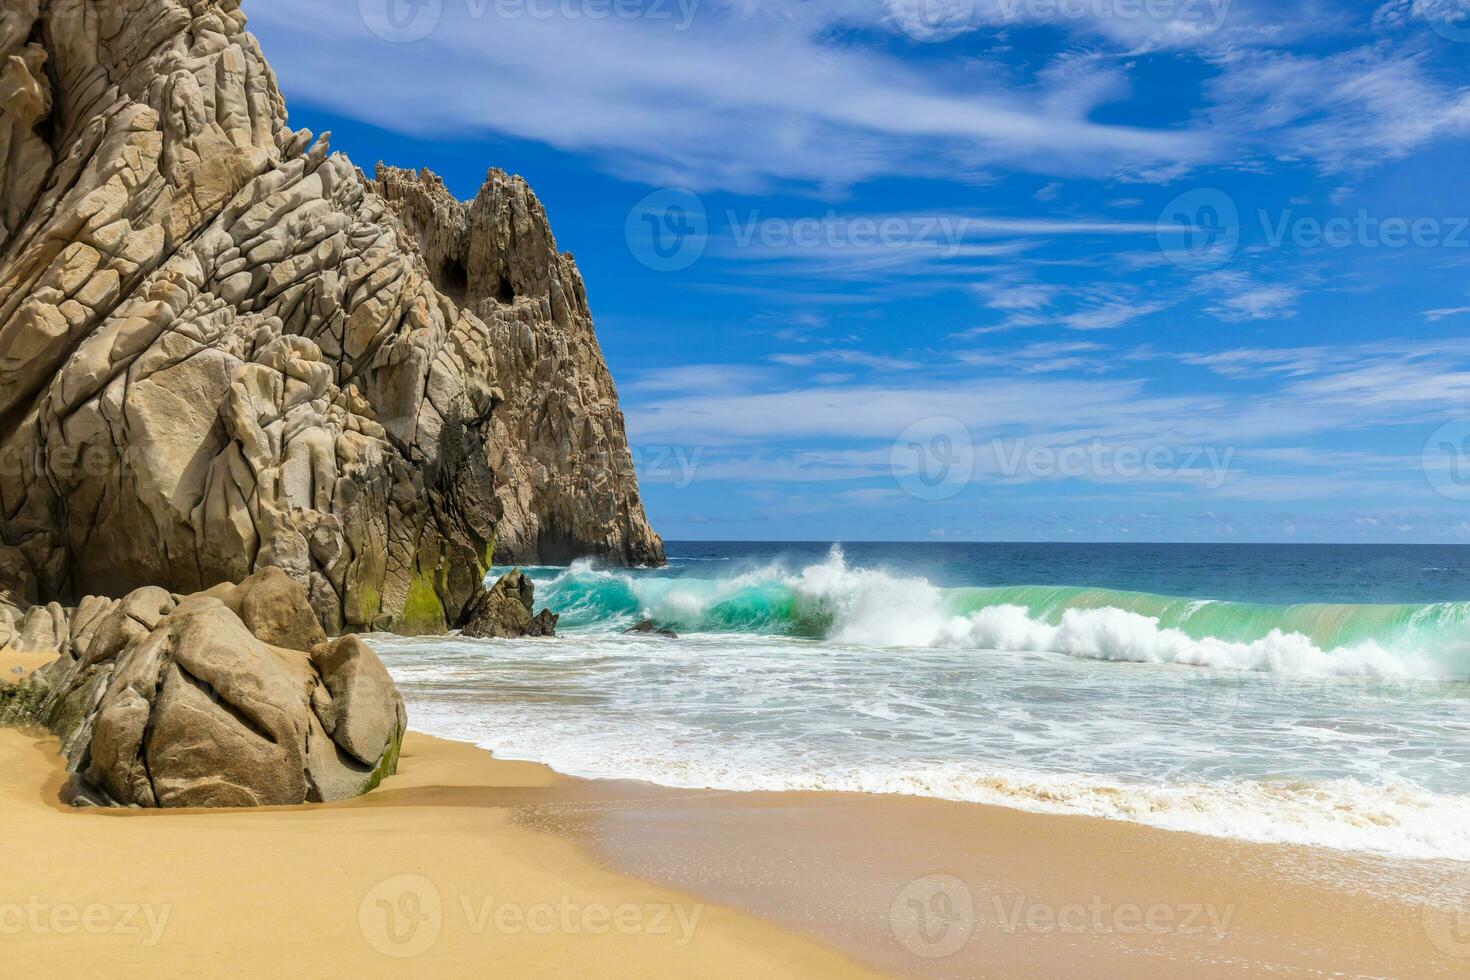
0 727 870 978
3 716 1465 978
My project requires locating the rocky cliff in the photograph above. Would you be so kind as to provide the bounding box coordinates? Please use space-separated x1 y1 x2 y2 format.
0 0 663 635
371 166 662 568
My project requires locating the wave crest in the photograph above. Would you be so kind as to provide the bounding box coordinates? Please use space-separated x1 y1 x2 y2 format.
527 547 1470 681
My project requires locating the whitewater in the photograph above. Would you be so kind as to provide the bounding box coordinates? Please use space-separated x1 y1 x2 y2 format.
372 544 1470 862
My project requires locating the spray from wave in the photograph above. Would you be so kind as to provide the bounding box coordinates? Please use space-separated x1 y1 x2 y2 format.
529 546 1470 681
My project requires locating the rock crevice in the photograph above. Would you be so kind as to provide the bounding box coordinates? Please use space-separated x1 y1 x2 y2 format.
0 0 662 634
24 567 407 808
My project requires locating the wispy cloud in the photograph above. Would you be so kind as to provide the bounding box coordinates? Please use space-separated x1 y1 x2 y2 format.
248 1 1221 194
769 349 921 370
627 339 1470 501
957 341 1109 373
1194 271 1302 322
1202 41 1470 174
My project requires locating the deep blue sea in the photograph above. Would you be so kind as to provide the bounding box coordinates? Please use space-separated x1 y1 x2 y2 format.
373 541 1470 861
659 541 1470 605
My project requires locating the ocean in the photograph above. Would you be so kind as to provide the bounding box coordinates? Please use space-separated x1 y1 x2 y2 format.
372 542 1470 861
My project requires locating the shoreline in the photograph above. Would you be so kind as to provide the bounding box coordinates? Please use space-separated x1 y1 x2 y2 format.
4 724 1466 977
0 727 872 977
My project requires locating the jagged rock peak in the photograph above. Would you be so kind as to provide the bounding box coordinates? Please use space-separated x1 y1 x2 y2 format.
372 165 664 568
0 0 662 635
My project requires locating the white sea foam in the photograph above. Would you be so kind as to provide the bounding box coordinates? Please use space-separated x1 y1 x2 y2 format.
399 700 1470 862
941 604 1445 679
378 547 1470 863
542 547 1465 681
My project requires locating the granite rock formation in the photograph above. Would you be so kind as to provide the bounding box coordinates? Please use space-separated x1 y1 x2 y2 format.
372 167 663 570
0 0 662 637
460 568 558 639
26 567 406 808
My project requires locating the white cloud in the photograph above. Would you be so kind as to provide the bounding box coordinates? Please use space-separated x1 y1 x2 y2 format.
1194 271 1301 322
246 1 1221 194
770 349 921 370
957 340 1109 373
1202 42 1470 174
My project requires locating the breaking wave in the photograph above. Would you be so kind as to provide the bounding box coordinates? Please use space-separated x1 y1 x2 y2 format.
531 547 1470 681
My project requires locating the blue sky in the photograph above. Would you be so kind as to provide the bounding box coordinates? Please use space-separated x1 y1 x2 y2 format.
248 0 1470 543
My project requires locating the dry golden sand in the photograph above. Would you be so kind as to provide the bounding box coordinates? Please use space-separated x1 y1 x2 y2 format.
3 687 1466 978
0 728 874 978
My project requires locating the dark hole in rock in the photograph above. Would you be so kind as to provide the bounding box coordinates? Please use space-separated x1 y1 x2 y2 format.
494 274 515 305
440 258 469 303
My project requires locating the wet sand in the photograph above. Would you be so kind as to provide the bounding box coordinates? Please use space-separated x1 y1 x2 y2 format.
3 718 1465 978
543 783 1470 978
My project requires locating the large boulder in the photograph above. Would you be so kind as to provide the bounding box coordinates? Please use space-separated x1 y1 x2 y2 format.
32 570 406 808
461 569 559 639
0 0 661 640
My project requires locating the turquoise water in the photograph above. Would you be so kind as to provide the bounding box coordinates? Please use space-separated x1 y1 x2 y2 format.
373 542 1470 860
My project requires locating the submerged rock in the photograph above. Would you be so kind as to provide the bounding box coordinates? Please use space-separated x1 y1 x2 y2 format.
29 569 405 809
625 620 679 639
461 570 559 639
